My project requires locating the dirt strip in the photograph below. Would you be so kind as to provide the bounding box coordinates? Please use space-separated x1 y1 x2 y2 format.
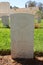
0 55 43 65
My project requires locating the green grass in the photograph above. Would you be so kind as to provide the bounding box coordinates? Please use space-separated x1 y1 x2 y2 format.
0 28 10 51
34 29 43 52
0 19 3 28
34 19 43 27
40 19 43 27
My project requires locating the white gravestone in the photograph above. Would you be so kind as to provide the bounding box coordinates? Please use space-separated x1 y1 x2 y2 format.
0 2 10 13
10 13 34 58
2 16 9 27
0 2 10 17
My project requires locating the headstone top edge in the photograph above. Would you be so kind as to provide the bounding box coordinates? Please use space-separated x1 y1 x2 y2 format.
0 2 10 4
10 13 34 17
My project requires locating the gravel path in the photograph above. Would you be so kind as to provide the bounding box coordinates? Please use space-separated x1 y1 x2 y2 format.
0 55 43 65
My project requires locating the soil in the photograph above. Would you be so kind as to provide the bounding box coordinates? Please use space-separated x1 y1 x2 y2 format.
0 55 43 65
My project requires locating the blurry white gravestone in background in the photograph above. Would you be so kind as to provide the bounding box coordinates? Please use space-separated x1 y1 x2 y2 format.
10 13 34 58
2 16 9 27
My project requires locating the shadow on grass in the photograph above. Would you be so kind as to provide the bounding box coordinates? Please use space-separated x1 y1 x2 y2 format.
35 27 43 29
0 26 10 28
34 51 43 57
0 50 11 55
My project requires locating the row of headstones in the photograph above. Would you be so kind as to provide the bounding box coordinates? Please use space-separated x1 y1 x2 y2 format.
2 13 34 59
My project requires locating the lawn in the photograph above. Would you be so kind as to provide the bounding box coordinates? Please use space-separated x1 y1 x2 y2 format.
0 19 3 28
34 19 43 28
0 28 10 51
0 19 43 53
34 29 43 52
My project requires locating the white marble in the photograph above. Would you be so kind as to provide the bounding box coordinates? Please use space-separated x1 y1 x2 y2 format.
10 13 34 58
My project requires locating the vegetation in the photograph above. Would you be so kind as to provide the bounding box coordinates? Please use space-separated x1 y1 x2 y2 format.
25 1 36 8
38 2 43 11
34 29 43 52
34 19 43 28
0 28 10 51
0 19 3 28
25 0 43 20
25 0 43 11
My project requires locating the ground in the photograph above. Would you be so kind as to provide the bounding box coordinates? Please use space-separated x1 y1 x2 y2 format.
0 55 43 65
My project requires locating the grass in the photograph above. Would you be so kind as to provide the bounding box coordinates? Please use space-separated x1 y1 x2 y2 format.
0 19 43 54
34 29 43 52
34 19 43 28
0 19 3 28
0 28 11 51
40 19 43 27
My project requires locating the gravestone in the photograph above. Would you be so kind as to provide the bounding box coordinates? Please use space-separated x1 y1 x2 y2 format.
0 2 10 17
2 16 9 27
10 13 34 58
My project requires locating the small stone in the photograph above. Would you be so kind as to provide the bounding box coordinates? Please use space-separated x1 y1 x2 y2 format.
17 63 22 65
0 56 2 60
11 59 15 63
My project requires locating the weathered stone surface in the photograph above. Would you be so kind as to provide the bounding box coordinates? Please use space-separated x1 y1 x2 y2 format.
2 16 9 27
10 13 34 58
